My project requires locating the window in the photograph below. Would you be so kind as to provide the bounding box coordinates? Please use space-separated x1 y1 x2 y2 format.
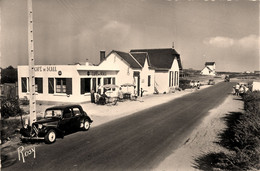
21 77 27 92
35 78 43 93
103 77 111 85
72 107 81 116
174 71 179 86
148 75 151 87
174 71 178 86
169 71 173 87
56 78 66 93
103 77 116 91
172 71 174 87
55 78 72 94
48 78 54 94
81 78 91 94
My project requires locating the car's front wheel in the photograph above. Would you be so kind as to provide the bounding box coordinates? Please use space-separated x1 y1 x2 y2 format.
83 120 90 131
45 129 56 144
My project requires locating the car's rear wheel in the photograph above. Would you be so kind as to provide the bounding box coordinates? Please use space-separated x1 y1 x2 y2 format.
45 129 56 144
83 120 90 131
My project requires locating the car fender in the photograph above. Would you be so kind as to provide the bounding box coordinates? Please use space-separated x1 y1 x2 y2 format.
44 126 64 138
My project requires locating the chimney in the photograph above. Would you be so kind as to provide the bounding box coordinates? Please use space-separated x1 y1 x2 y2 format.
100 50 105 62
172 42 174 49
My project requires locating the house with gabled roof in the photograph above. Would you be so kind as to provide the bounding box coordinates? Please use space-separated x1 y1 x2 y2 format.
99 47 182 95
17 47 182 104
200 62 216 76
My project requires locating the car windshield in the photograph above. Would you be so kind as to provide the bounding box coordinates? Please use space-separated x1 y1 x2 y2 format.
45 109 62 118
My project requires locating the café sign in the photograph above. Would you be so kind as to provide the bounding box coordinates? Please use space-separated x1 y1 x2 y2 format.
34 66 57 72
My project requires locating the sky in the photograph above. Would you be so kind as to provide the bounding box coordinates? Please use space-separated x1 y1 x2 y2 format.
1 0 259 72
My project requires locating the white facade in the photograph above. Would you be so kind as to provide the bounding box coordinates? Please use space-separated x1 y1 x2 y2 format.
18 64 118 104
99 53 137 87
139 58 155 95
99 52 155 95
201 63 216 76
155 58 180 93
17 49 182 103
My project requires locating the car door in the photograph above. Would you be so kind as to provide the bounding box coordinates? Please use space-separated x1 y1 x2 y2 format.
71 107 82 129
59 107 73 132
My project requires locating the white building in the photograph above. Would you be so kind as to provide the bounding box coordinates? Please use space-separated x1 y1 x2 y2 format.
18 48 182 104
18 63 119 104
200 62 216 76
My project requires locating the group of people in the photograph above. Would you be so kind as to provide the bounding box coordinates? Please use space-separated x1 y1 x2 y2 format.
91 85 145 105
234 83 250 96
190 80 201 89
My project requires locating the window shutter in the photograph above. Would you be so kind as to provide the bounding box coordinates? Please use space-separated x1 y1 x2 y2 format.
48 78 54 94
66 78 72 95
36 78 43 93
22 77 27 92
112 77 115 84
81 78 85 94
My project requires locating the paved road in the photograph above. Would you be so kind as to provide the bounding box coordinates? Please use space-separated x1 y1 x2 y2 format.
4 82 234 171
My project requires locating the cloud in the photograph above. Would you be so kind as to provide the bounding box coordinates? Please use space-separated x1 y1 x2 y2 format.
102 20 130 34
204 34 259 50
203 36 234 48
237 34 259 49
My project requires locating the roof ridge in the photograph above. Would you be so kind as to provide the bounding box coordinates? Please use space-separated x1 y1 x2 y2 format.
113 50 128 54
129 53 143 68
131 48 173 51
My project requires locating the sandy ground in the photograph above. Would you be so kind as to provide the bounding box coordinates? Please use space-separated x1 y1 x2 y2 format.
154 90 244 171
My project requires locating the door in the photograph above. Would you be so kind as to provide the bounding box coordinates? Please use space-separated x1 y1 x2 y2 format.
134 72 140 96
71 107 82 129
59 108 73 132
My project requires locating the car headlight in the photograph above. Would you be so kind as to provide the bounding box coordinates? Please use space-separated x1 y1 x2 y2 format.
38 124 43 129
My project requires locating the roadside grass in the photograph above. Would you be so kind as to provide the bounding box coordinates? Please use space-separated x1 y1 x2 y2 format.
1 118 23 143
193 91 260 171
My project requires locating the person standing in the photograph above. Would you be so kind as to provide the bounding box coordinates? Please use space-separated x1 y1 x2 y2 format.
197 81 200 89
97 84 101 95
140 88 145 102
235 83 240 96
90 89 95 103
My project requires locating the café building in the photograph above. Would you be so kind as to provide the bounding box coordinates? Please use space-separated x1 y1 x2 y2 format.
18 47 182 104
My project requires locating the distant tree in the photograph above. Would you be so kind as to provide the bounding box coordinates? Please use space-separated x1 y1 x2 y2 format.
1 66 18 84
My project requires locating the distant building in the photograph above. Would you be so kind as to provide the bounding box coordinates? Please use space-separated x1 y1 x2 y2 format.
254 71 260 75
200 62 216 76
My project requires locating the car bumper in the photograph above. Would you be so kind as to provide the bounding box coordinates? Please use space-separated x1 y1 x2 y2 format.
21 136 45 140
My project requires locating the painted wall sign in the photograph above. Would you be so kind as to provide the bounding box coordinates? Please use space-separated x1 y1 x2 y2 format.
34 66 57 72
90 71 106 76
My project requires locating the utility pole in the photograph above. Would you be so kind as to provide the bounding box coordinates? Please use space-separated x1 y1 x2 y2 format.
28 0 36 126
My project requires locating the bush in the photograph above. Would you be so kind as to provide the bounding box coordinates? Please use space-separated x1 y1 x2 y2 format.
195 91 260 170
179 79 191 90
1 97 24 118
1 119 22 143
243 91 260 114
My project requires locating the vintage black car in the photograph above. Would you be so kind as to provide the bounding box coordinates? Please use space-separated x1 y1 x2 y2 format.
20 105 93 144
